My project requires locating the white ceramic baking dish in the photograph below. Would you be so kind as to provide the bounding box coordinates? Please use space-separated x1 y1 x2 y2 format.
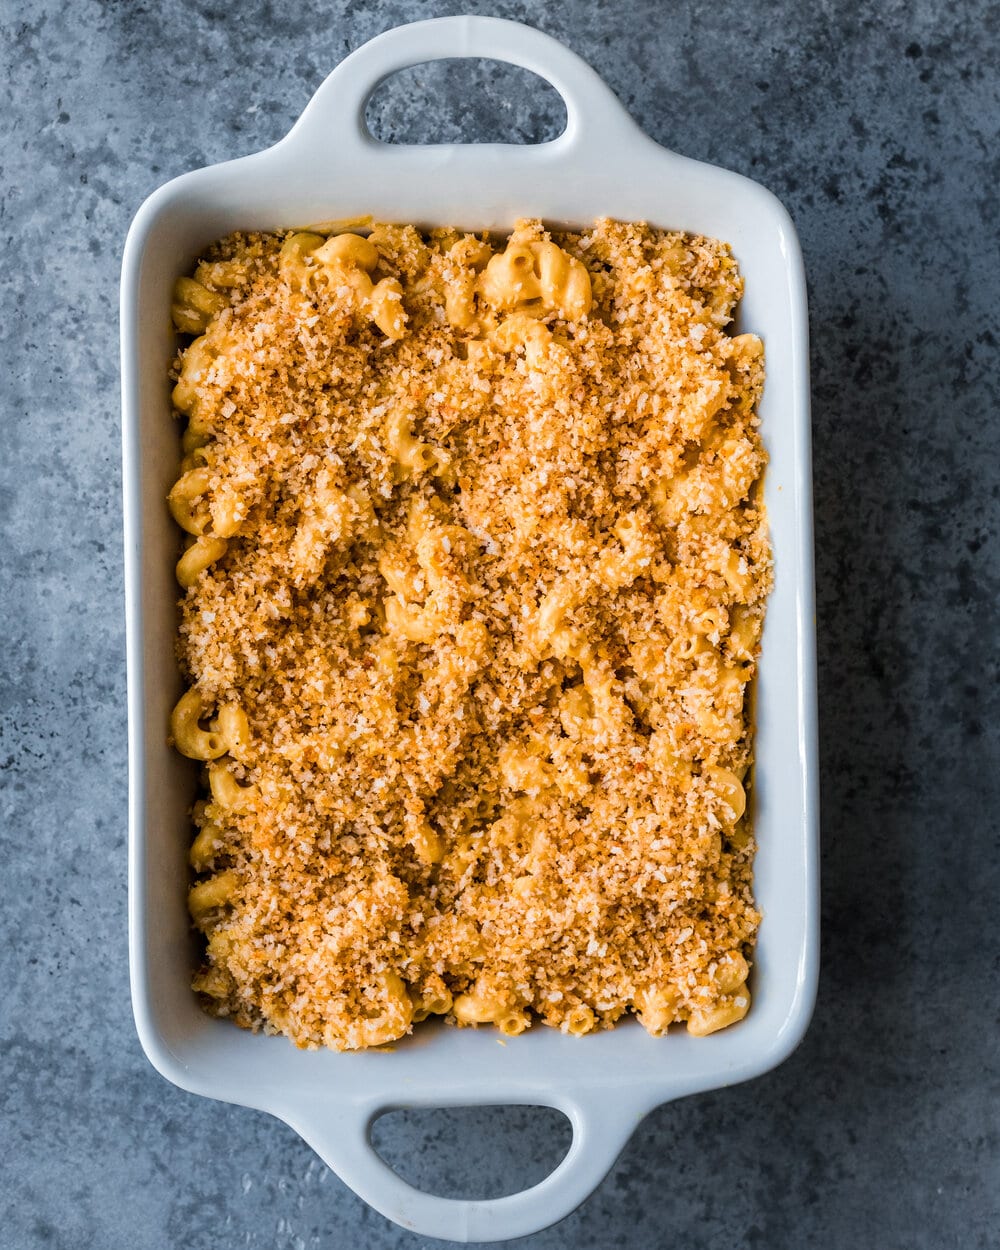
121 16 818 1243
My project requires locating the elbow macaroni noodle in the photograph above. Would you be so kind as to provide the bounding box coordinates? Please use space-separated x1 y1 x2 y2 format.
167 218 767 1050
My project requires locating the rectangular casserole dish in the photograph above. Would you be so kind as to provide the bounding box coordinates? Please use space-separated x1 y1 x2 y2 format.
121 16 819 1243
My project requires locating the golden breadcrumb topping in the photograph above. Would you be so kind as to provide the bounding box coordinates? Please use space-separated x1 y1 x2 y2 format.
167 217 769 1050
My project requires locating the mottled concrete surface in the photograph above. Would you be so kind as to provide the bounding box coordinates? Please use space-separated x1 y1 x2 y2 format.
2 1 999 1247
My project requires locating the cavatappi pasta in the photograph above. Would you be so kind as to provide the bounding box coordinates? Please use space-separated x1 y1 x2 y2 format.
167 218 769 1051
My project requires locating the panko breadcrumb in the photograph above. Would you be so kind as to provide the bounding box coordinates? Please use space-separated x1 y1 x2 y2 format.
167 217 769 1051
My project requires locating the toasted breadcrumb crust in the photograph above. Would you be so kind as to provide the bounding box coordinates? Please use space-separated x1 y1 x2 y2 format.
170 218 769 1050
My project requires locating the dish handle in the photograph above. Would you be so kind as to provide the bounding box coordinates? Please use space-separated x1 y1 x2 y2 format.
282 15 646 160
282 1086 648 1243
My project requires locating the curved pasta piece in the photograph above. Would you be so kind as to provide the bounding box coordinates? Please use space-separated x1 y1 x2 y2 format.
188 870 239 925
171 276 225 335
313 232 379 271
189 819 224 872
311 232 408 339
176 536 227 588
479 239 591 319
367 276 407 339
702 764 747 824
168 467 213 536
349 973 414 1049
384 595 444 644
170 689 228 761
564 1005 596 1036
278 231 325 291
497 1010 531 1037
406 814 445 865
172 334 218 416
384 410 446 477
489 311 553 365
686 989 750 1036
208 759 257 812
634 985 680 1037
215 703 252 764
208 486 246 539
714 950 750 994
452 990 501 1026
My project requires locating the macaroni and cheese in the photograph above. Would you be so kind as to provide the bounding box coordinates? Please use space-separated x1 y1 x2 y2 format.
167 218 769 1051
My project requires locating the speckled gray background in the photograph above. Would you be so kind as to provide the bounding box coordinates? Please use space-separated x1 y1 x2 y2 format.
3 1 999 1247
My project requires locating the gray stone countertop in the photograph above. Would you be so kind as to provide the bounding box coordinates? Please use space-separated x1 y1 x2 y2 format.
3 1 998 1246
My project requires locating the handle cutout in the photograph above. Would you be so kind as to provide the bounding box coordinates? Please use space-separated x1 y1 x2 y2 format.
370 1104 573 1200
364 59 568 146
